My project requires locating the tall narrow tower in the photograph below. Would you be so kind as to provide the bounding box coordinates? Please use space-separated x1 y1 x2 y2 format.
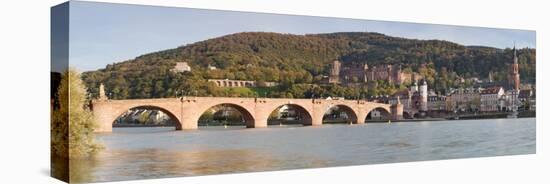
99 83 108 101
508 46 520 90
419 79 428 112
328 60 341 84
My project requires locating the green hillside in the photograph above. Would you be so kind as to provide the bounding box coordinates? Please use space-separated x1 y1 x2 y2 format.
82 32 536 99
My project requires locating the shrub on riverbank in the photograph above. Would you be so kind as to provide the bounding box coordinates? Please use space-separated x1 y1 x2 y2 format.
52 68 102 158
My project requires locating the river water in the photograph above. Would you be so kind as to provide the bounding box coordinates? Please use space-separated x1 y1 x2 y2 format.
70 118 535 183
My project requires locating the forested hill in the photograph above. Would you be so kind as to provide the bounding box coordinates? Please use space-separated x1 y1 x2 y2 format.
82 32 536 99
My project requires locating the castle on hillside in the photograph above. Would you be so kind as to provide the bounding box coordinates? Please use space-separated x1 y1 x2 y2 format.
327 60 420 85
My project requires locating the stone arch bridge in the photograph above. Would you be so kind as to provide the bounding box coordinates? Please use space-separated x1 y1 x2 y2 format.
91 97 402 132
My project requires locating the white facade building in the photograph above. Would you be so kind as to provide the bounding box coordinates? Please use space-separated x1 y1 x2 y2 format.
171 62 191 72
448 87 482 112
418 80 428 111
480 86 505 112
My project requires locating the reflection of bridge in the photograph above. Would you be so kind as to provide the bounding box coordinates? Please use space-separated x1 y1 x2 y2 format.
91 97 402 132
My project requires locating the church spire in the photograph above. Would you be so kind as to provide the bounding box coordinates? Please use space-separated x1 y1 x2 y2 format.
508 42 520 91
513 42 518 64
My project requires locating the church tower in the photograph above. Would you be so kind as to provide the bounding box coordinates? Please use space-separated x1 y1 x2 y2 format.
508 46 520 90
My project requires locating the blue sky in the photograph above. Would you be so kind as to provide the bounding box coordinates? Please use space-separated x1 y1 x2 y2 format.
64 1 536 71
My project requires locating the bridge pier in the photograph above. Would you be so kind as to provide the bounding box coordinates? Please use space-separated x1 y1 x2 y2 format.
390 103 404 121
95 117 113 133
251 119 267 128
180 119 198 130
311 116 323 126
356 108 367 124
92 101 116 133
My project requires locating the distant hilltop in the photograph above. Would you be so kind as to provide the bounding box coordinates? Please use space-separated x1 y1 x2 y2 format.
82 31 536 99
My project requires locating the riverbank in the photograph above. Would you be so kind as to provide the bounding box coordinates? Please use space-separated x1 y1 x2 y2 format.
445 111 536 120
366 111 535 123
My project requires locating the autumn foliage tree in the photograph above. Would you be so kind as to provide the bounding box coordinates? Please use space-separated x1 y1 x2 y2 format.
52 68 102 158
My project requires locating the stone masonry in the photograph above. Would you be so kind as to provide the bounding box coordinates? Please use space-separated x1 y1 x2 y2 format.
91 97 396 132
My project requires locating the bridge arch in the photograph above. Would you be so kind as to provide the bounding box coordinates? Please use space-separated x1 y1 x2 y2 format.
365 106 391 122
198 103 256 128
112 105 183 130
322 104 359 124
267 104 313 126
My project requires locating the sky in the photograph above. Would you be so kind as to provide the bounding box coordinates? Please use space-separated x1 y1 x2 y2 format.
59 1 536 72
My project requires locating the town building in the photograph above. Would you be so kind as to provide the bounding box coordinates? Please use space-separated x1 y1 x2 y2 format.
528 88 536 111
427 92 447 111
447 87 482 112
480 86 505 112
171 62 191 72
518 89 533 111
504 89 520 112
426 92 449 117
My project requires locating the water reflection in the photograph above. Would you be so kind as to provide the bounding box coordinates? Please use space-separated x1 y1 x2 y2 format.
69 157 100 183
71 148 329 183
73 118 535 183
